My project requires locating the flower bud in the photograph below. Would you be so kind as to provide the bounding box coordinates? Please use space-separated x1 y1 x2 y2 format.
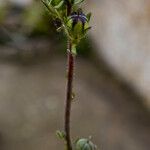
75 138 97 150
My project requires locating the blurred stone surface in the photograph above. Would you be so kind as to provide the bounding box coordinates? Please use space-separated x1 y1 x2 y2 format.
87 0 150 107
7 0 32 6
0 54 149 150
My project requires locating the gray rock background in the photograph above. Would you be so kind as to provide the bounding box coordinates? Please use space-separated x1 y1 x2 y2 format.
4 0 150 108
87 0 150 108
0 53 149 150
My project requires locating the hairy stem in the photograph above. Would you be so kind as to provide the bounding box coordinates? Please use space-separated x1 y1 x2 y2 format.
64 41 74 150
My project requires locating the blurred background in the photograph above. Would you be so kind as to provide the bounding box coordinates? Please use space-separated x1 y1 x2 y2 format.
0 0 150 150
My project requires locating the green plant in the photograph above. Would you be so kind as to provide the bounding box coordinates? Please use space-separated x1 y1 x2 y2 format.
41 0 97 150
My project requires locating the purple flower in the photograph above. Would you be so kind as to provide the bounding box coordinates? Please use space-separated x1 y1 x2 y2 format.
70 12 88 29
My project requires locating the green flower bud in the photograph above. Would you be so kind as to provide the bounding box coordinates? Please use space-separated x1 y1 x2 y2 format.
66 11 91 43
75 138 97 150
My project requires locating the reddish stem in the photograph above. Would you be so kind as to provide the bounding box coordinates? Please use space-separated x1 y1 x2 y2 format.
64 1 73 150
64 41 74 150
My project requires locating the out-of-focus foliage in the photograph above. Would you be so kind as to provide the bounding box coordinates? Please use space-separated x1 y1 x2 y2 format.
0 2 8 24
22 1 52 35
0 1 54 36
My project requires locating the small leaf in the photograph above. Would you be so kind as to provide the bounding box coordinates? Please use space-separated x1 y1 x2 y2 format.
74 0 85 5
41 0 55 14
49 0 53 4
75 138 97 150
74 138 80 144
56 26 63 32
71 44 77 55
54 0 64 9
56 130 66 139
86 12 92 22
84 26 91 33
41 0 51 11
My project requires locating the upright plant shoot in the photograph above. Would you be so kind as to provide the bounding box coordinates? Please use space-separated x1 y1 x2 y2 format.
41 0 97 150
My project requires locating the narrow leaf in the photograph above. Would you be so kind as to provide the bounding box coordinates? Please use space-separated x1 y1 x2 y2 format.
86 12 92 22
41 0 51 11
54 0 64 9
84 26 91 32
56 26 63 32
56 130 66 139
71 44 77 55
74 0 85 5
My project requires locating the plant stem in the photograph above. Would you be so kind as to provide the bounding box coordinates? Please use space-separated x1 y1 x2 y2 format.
64 1 73 150
64 41 74 150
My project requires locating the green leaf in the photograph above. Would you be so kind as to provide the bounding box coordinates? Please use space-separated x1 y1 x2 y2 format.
41 0 55 14
56 130 66 139
75 138 97 150
54 0 64 9
74 138 80 144
41 0 51 11
74 0 85 5
71 44 77 55
56 26 63 32
48 0 53 4
84 26 91 33
86 12 92 22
